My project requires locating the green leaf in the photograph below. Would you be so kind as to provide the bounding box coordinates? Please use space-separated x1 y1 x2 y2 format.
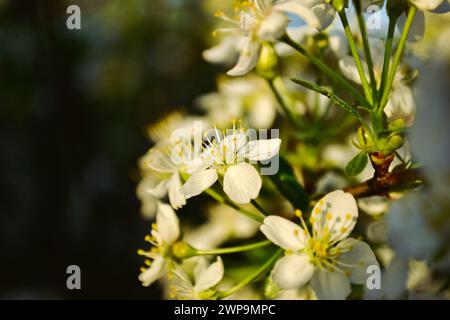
268 156 309 212
291 78 369 124
345 151 368 177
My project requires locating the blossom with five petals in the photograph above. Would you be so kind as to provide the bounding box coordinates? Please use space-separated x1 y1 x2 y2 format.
260 190 379 299
181 123 281 204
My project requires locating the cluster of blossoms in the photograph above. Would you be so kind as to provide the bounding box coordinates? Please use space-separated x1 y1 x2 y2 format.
136 0 450 300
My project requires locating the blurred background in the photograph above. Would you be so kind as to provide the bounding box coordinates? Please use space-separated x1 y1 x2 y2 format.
0 0 217 299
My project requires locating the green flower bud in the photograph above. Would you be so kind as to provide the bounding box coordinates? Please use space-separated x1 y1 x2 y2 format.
385 135 404 151
257 43 278 80
389 119 406 131
356 126 374 149
387 0 408 19
331 0 348 12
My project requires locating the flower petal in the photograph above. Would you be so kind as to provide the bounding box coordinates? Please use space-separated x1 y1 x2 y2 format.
194 257 224 292
257 10 288 42
171 264 195 299
168 172 186 209
339 56 366 85
156 202 180 244
311 190 358 242
227 37 261 76
202 36 240 65
336 238 379 285
310 269 351 300
248 94 277 128
244 139 282 161
181 169 218 199
260 215 306 251
137 175 168 199
274 1 321 29
138 257 166 287
384 84 416 126
142 150 175 173
409 0 444 11
271 253 314 290
223 163 262 204
193 257 209 283
311 3 336 30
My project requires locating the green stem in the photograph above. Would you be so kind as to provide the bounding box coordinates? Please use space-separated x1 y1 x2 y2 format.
281 34 371 110
251 199 271 216
378 16 397 108
379 6 416 109
215 249 283 299
205 188 264 223
196 240 272 255
266 77 302 127
338 9 373 105
354 1 378 102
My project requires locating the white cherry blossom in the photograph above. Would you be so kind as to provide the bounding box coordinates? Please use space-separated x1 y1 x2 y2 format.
181 123 281 204
260 190 379 299
138 202 181 287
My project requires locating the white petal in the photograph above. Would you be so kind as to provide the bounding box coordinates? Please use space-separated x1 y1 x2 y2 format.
202 36 240 65
275 1 321 29
336 238 379 284
311 3 336 30
156 202 180 244
409 0 443 11
137 175 168 199
222 132 248 165
244 139 282 161
260 215 306 251
227 37 261 76
171 264 195 299
310 269 351 300
168 172 186 209
194 257 224 292
143 151 175 173
384 84 416 126
223 163 262 204
138 257 166 287
339 56 366 85
193 257 209 282
248 94 277 128
257 10 289 42
271 254 314 289
311 190 358 243
181 169 218 199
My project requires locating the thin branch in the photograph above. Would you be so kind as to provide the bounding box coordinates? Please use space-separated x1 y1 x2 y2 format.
343 168 423 198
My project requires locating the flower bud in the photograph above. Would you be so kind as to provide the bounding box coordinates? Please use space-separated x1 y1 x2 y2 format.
257 44 278 80
356 126 373 149
389 119 406 131
331 0 348 12
385 135 404 151
387 0 408 18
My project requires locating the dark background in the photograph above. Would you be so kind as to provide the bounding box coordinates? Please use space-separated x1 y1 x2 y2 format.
0 0 217 299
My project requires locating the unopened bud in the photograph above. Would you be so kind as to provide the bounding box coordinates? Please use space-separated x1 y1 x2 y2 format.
257 44 278 79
